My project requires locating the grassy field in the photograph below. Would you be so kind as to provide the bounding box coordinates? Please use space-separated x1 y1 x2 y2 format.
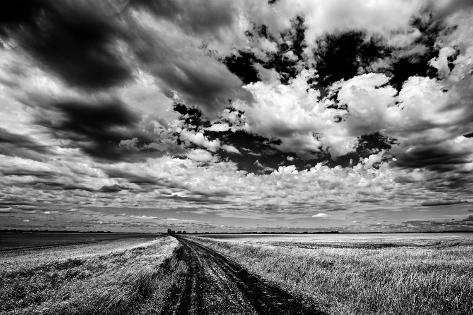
195 233 473 315
0 235 181 315
2 232 472 314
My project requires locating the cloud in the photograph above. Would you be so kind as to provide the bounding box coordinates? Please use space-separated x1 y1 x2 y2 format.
127 10 252 115
1 0 473 232
129 0 238 37
130 215 158 220
241 69 355 157
0 1 132 90
99 184 123 193
334 65 473 173
387 217 473 232
0 127 52 161
179 130 221 152
393 139 473 172
427 0 473 20
0 207 12 213
187 149 215 163
94 152 416 215
222 144 240 154
233 0 424 56
313 30 387 88
205 123 230 132
223 51 262 85
421 199 469 207
35 97 173 161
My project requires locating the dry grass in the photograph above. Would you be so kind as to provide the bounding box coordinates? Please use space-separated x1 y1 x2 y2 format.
0 236 182 315
194 235 473 315
1 237 167 272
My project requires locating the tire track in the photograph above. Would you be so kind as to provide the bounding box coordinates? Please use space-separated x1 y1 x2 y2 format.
162 237 325 315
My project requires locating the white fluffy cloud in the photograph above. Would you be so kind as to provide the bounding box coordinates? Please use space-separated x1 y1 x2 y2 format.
240 70 356 157
186 149 215 163
296 0 423 47
179 130 221 152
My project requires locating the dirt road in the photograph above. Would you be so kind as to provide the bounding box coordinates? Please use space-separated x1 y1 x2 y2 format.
162 237 324 315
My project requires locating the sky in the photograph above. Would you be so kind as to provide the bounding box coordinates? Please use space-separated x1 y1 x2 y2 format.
1 0 473 232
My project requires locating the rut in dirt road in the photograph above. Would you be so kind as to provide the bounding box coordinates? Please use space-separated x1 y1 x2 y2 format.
161 237 325 315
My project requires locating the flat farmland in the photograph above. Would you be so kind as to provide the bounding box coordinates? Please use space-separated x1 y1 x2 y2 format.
2 232 472 314
0 232 321 315
0 231 160 251
0 233 179 315
194 233 473 315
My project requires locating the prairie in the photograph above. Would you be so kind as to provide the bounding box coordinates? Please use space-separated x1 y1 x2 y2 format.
2 232 472 314
0 235 181 315
194 233 473 315
0 231 159 251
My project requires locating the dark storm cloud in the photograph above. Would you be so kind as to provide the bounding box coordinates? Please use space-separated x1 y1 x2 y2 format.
2 0 473 233
0 128 51 160
0 0 132 90
118 0 255 116
131 26 250 115
37 98 159 161
394 145 471 172
0 128 48 153
0 0 253 117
